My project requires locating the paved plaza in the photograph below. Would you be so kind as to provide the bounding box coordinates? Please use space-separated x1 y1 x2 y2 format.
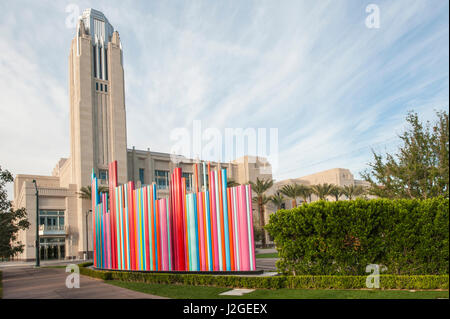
1 267 166 299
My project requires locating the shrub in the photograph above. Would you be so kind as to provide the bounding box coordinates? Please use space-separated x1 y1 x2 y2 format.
78 264 448 289
265 197 449 276
78 261 94 268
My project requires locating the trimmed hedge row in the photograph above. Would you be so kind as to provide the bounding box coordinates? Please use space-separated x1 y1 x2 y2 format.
78 264 448 290
285 275 449 290
266 197 449 276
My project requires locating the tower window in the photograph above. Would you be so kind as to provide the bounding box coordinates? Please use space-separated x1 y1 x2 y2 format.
99 47 102 79
104 48 108 80
105 84 107 92
96 82 98 90
100 83 103 91
93 45 97 78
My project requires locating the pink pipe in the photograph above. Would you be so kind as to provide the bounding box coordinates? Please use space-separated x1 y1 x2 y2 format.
247 185 256 271
210 171 219 271
159 199 168 271
238 185 250 270
106 209 111 269
104 193 111 269
198 191 205 271
231 187 241 270
103 204 107 268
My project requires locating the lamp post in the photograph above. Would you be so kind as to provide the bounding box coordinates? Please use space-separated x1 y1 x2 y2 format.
32 180 40 267
85 209 92 260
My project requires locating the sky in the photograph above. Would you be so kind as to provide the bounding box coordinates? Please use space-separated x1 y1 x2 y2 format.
0 0 448 199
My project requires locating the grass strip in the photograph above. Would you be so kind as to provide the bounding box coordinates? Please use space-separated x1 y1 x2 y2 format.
107 280 449 299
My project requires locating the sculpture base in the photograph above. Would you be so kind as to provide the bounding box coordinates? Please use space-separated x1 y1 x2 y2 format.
93 267 265 275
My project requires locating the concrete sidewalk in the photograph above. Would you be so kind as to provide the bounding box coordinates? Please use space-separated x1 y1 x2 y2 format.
254 248 278 271
1 267 167 299
255 248 278 254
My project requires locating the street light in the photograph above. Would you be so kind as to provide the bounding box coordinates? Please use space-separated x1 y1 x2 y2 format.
32 180 40 267
85 209 92 260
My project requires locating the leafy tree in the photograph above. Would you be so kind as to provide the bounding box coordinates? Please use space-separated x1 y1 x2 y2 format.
342 184 365 200
78 185 109 200
280 184 301 207
0 166 30 258
311 183 334 200
249 178 273 248
361 110 449 199
329 185 343 201
270 191 285 210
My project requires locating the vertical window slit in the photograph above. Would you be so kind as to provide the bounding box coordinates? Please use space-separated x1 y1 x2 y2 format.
99 46 102 79
105 48 108 80
93 45 97 78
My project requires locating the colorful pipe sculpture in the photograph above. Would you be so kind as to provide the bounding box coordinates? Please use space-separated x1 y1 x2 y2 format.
92 161 256 271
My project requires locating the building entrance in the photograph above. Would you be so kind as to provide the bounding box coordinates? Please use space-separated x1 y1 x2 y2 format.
39 237 66 260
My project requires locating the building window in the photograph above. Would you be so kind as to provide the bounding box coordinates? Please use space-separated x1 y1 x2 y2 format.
40 237 65 244
100 83 103 91
202 173 209 187
154 170 169 189
105 84 107 92
182 172 193 191
39 210 65 231
99 169 108 181
204 173 209 188
139 168 145 185
96 82 99 90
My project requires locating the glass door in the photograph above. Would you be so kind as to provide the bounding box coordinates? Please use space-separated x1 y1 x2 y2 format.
59 245 65 259
39 237 66 260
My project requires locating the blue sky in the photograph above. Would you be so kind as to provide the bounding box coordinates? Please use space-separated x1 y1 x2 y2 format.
0 0 448 198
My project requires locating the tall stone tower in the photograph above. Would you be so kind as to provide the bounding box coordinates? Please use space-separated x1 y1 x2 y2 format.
69 8 128 186
68 9 128 257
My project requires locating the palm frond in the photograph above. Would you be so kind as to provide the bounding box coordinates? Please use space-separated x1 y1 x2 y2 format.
77 185 109 200
270 191 285 209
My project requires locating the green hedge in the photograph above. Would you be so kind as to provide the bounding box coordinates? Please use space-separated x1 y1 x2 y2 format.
285 275 449 290
78 264 448 290
78 261 95 268
265 197 449 276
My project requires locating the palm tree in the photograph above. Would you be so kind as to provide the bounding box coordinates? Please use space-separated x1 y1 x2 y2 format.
78 185 109 200
227 180 240 187
280 184 301 208
311 183 334 200
270 191 285 210
297 184 312 204
342 184 366 200
329 185 343 201
249 178 274 248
